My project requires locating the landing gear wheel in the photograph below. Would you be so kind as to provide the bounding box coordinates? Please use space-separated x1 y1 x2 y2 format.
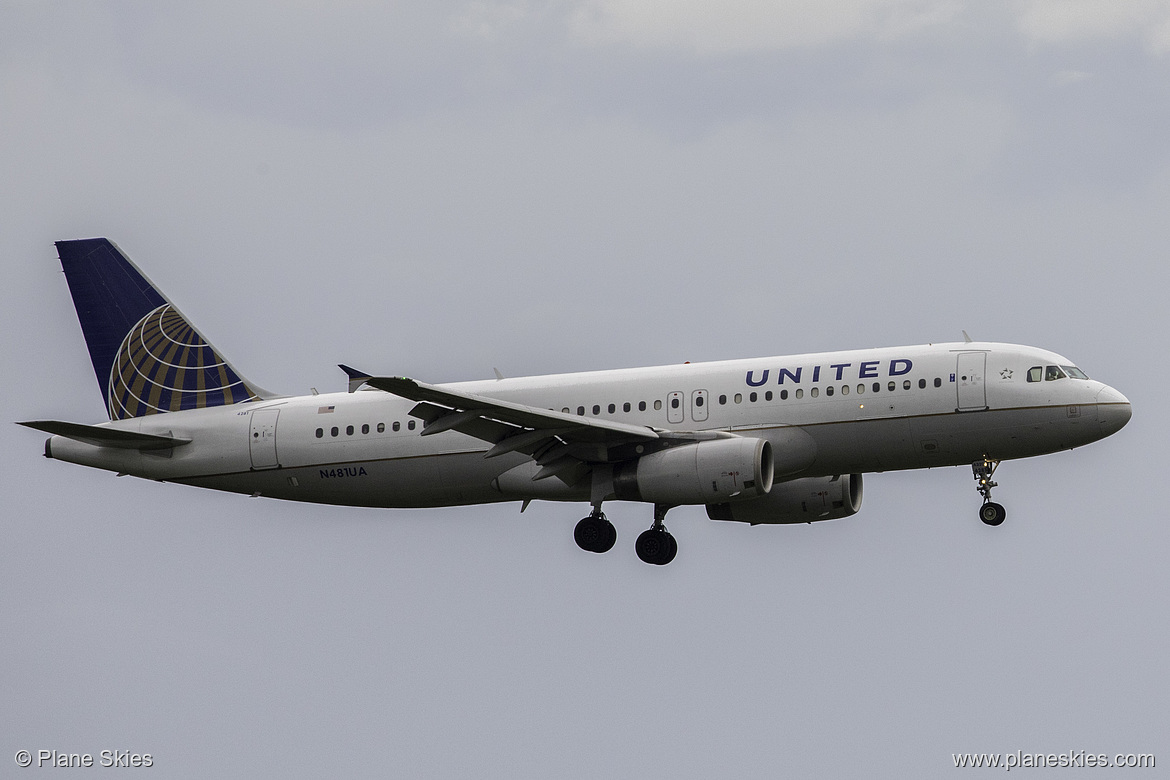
979 501 1006 527
574 513 616 553
972 457 1006 527
635 528 677 565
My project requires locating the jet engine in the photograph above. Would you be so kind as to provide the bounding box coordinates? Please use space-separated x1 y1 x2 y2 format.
613 437 773 505
706 473 863 525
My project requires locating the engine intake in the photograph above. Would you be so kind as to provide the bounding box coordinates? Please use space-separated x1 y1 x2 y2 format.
706 473 863 525
613 437 773 505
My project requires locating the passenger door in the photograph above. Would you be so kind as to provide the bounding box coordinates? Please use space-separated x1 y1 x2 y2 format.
956 353 987 411
249 408 281 469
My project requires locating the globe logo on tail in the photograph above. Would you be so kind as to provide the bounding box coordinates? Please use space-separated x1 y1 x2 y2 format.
107 304 260 420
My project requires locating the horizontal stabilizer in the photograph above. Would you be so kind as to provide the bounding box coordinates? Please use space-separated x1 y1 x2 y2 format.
18 420 191 450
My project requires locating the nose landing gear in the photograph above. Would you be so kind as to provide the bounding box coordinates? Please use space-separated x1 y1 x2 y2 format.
973 457 1006 526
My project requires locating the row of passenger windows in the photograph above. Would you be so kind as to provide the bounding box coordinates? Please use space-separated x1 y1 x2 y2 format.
314 375 954 436
315 420 415 438
562 377 947 416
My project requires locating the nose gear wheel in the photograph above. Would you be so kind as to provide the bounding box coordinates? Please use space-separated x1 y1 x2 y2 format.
972 458 1007 526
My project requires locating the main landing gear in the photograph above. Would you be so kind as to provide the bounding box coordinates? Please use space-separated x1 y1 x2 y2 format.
573 503 678 565
635 504 677 566
574 505 616 553
973 457 1006 526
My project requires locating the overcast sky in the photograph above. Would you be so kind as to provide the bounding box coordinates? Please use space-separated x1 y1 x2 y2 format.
3 2 1168 777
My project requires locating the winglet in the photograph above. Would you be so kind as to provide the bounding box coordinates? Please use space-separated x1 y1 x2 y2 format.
338 364 372 393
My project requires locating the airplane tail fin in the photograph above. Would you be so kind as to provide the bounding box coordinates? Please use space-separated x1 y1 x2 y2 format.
55 238 271 421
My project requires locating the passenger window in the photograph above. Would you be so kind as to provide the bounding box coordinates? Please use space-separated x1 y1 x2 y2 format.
696 396 706 407
393 421 401 432
623 402 631 412
593 404 601 415
765 391 773 401
608 403 616 414
670 398 679 409
408 420 416 430
315 428 323 438
562 407 570 414
810 387 819 398
1027 366 1042 383
718 395 727 405
934 377 941 388
780 389 788 400
873 383 880 393
377 423 385 433
918 379 926 389
888 381 896 392
577 406 585 416
331 427 339 437
795 389 804 399
734 393 742 404
903 380 911 390
362 424 369 434
346 425 354 435
841 385 849 395
856 384 864 395
749 392 757 402
825 386 833 397
654 400 662 410
639 401 647 411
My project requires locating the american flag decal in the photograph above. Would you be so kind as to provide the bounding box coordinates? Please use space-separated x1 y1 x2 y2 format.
318 406 335 414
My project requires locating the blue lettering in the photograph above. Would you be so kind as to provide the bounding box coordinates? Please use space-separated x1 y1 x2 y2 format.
746 370 770 387
890 359 913 376
830 363 851 381
812 366 821 383
859 361 879 378
777 367 802 384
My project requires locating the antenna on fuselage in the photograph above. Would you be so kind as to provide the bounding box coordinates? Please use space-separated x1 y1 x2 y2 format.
962 330 973 343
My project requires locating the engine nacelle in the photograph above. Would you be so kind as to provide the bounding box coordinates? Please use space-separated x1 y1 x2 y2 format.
706 473 863 525
614 437 774 505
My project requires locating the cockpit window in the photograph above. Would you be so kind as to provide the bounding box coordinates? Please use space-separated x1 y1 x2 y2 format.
1027 366 1042 383
1045 365 1067 381
1061 365 1090 380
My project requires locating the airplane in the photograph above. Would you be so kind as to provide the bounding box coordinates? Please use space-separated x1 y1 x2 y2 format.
20 238 1132 565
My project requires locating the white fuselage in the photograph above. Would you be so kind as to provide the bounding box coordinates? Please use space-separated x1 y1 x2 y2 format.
46 342 1131 509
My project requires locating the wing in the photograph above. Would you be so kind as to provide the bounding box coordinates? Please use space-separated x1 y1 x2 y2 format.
365 375 677 480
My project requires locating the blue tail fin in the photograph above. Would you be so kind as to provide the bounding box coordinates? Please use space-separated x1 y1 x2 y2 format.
55 238 269 420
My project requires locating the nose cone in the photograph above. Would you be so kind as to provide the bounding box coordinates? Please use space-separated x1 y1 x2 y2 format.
1096 385 1132 436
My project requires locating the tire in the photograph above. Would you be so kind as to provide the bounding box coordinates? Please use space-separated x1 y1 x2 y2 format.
636 528 677 565
979 502 1006 526
574 516 602 552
